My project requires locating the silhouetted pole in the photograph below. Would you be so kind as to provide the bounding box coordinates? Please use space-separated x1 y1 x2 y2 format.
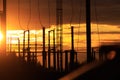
10 37 12 53
48 31 51 68
57 50 60 71
35 30 37 63
18 38 20 57
7 37 10 53
65 50 68 72
70 26 75 69
27 30 30 62
42 27 46 67
86 0 92 62
56 0 63 72
53 30 56 70
1 0 6 54
23 31 25 59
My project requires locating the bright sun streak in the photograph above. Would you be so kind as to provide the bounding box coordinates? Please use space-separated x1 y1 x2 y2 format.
0 33 3 41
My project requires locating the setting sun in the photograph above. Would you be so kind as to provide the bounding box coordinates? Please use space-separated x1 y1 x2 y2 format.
0 32 3 41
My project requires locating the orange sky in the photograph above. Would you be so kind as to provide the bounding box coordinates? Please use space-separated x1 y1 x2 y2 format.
0 0 120 52
5 23 120 52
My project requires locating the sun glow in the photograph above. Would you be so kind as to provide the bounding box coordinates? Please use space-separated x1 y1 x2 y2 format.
0 32 3 41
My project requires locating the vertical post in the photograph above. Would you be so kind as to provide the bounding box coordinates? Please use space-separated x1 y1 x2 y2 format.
56 0 63 72
70 26 74 69
7 37 10 53
35 30 37 63
53 30 56 70
65 50 68 72
27 30 30 62
18 38 20 57
57 50 60 71
71 26 74 51
48 31 50 68
10 37 12 53
42 27 46 67
86 0 92 62
1 0 6 54
23 31 25 59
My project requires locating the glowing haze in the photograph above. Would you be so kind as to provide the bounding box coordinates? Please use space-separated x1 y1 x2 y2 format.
6 23 120 51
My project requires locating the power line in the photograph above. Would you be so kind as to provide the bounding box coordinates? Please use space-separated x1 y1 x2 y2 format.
70 0 74 27
93 0 101 46
37 0 44 27
18 0 25 30
77 0 83 51
18 0 31 30
47 0 51 28
26 0 32 30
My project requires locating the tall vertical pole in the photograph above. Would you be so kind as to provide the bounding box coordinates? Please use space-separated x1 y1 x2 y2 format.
1 0 6 54
71 26 74 51
53 30 56 70
28 30 30 51
70 26 74 69
10 37 12 53
35 30 37 63
18 38 20 57
23 31 25 59
86 0 92 62
27 30 30 62
56 0 63 72
48 31 50 69
42 27 46 67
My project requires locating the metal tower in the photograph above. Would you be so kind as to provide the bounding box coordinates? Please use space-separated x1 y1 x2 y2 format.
56 0 63 71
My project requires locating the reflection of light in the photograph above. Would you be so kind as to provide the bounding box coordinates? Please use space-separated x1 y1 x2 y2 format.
107 50 116 60
0 32 3 41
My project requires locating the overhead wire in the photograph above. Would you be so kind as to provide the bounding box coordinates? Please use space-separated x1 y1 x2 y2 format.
77 0 83 51
18 0 31 30
18 0 25 30
70 0 74 27
37 0 44 27
47 0 51 28
93 0 101 46
26 0 32 30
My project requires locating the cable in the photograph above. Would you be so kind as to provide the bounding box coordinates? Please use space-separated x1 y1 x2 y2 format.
26 0 32 30
18 0 31 30
70 0 74 27
94 0 101 46
47 0 51 28
37 0 44 27
77 0 83 51
18 0 25 30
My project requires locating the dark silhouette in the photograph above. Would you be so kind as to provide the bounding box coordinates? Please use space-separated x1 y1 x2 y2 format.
74 44 120 80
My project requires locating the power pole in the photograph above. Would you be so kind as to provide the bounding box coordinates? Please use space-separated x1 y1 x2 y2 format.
56 0 63 72
86 0 92 62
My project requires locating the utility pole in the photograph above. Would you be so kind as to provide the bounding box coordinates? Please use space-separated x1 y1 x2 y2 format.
42 27 46 67
56 0 63 72
23 30 30 61
70 26 75 69
18 38 20 57
86 0 92 62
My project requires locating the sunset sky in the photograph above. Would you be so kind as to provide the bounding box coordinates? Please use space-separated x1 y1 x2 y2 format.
0 0 120 51
0 0 120 29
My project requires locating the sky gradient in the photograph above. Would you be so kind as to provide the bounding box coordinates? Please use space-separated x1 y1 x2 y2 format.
0 0 120 51
0 0 120 30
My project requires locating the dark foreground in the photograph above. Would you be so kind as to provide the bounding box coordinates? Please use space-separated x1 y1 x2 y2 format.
74 59 120 80
0 54 80 80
